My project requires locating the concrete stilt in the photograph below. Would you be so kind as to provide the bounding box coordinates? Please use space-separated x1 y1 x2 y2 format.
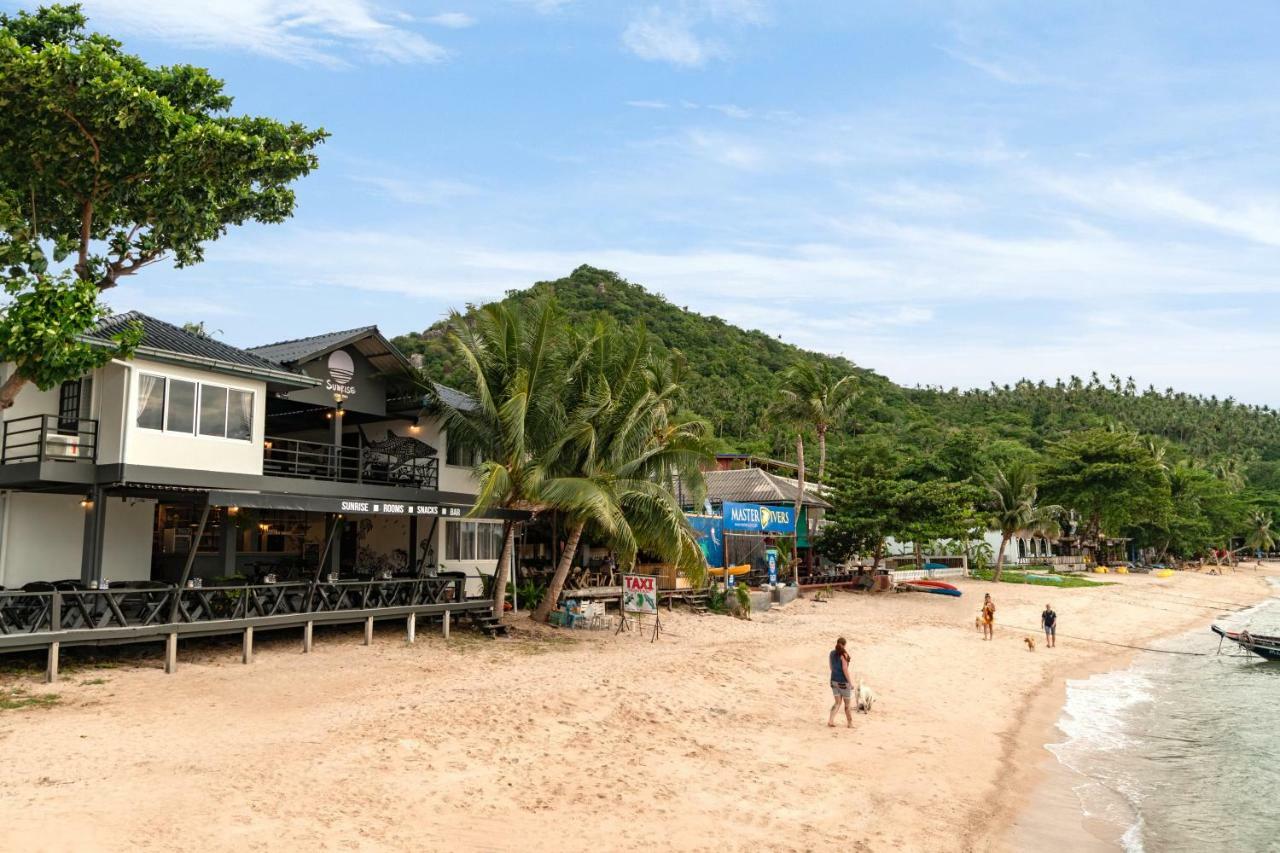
45 641 59 684
303 621 314 653
164 632 178 674
407 612 416 644
242 626 254 664
443 610 451 640
364 616 374 645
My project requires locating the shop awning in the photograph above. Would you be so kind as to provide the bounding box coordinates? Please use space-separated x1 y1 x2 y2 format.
204 489 526 520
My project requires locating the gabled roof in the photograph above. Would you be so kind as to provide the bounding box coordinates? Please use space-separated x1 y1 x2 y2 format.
701 467 832 509
248 326 415 377
87 312 317 389
431 381 479 413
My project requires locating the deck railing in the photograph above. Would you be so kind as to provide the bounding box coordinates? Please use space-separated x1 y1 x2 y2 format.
0 415 98 464
0 576 471 638
263 436 439 490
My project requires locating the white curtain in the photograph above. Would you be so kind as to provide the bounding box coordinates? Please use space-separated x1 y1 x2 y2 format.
137 374 159 418
237 390 254 438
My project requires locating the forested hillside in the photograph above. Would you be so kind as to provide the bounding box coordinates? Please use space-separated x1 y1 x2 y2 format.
395 264 1280 475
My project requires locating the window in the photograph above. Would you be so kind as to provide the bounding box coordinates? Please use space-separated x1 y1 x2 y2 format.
57 380 82 431
445 438 483 467
137 374 166 430
446 520 503 561
166 380 196 434
136 374 253 440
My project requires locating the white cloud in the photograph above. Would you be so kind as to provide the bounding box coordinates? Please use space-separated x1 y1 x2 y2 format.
709 104 752 119
79 0 449 66
623 8 721 68
348 174 481 206
686 130 767 169
511 0 575 13
425 12 475 29
627 100 670 110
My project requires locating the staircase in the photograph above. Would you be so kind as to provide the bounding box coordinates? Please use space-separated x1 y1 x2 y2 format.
467 610 510 638
685 592 710 615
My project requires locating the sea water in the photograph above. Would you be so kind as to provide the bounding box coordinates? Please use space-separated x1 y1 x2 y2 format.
1050 584 1280 853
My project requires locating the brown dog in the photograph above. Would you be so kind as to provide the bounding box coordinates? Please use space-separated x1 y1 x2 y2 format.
975 614 984 632
1024 636 1036 652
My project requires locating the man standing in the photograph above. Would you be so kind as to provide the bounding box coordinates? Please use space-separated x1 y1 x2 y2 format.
1042 603 1057 648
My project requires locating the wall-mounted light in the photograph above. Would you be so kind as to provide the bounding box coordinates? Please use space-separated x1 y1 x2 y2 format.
80 497 94 510
264 440 273 450
228 505 239 515
409 418 421 434
258 522 269 532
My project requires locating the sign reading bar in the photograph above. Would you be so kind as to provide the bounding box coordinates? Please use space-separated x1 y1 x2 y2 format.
621 574 658 615
722 502 796 534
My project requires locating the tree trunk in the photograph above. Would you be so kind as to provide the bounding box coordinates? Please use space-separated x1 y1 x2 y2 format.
993 534 1010 583
0 370 29 410
793 432 805 585
872 539 883 569
490 519 515 616
534 522 584 623
816 424 827 488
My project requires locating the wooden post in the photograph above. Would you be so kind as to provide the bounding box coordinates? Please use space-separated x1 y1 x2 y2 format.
443 609 451 640
242 626 254 664
303 620 314 653
164 632 178 674
363 616 373 645
170 501 211 623
313 516 342 583
45 641 59 683
407 612 416 644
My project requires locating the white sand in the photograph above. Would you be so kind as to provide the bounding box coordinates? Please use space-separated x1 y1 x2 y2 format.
1 566 1274 852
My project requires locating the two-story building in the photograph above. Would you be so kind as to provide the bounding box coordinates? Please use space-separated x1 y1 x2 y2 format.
0 313 519 667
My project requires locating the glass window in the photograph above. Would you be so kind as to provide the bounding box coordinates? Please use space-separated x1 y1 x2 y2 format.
446 521 462 561
227 389 253 441
57 380 82 432
198 384 228 437
136 374 165 430
477 522 504 560
166 380 197 434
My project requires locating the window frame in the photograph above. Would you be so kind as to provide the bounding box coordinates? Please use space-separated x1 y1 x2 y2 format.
136 373 255 442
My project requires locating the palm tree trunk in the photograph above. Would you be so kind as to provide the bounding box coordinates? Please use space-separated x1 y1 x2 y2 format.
534 521 584 623
793 432 805 585
490 519 515 615
816 425 827 488
993 534 1010 583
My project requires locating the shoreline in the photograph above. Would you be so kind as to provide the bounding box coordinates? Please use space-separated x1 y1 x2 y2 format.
989 563 1280 852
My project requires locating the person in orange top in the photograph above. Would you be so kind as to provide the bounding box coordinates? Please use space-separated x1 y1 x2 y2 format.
981 593 996 641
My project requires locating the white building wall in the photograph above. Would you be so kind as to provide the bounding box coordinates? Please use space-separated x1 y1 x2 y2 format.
100 498 156 582
0 492 85 586
122 358 267 475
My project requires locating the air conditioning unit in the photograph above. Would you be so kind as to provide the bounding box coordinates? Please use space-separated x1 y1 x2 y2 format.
44 432 81 459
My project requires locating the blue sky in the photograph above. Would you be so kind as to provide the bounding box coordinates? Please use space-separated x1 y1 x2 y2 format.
16 1 1280 401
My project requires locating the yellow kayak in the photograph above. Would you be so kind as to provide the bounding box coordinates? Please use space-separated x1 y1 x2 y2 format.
1155 569 1174 578
707 564 751 576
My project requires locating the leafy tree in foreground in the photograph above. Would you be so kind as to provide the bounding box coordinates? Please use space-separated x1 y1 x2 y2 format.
1245 510 1275 558
984 465 1061 582
0 4 326 407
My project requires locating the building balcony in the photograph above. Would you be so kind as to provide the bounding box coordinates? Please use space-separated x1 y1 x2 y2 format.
263 435 439 491
0 415 98 465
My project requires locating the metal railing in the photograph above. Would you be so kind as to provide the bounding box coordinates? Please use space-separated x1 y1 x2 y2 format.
0 415 98 464
0 576 472 638
263 436 439 490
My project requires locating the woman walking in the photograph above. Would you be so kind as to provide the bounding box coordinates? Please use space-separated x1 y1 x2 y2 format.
828 637 854 728
982 593 996 641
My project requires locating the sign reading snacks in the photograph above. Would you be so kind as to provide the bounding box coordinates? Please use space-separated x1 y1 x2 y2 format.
621 574 658 615
722 502 796 534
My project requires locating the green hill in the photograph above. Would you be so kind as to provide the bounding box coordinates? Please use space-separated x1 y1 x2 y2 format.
394 265 1280 476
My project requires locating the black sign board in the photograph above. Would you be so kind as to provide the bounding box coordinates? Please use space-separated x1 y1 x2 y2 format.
282 346 388 417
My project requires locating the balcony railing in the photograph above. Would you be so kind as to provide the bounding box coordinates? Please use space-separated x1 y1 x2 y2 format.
0 415 98 464
263 436 439 490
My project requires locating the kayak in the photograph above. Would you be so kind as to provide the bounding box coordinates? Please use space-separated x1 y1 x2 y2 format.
911 580 960 591
924 562 949 570
903 581 962 597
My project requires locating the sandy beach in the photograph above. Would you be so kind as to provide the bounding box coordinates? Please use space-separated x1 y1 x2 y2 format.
1 566 1274 853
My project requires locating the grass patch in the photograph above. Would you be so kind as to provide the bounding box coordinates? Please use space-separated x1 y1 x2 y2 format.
0 686 60 712
79 677 108 686
972 569 1113 588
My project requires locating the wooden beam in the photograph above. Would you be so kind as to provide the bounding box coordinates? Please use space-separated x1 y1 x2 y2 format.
169 501 211 623
242 626 254 664
363 616 373 645
313 515 342 583
406 612 416 644
164 632 178 674
45 641 59 683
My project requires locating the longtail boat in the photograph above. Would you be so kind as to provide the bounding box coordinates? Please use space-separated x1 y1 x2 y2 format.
1212 625 1280 661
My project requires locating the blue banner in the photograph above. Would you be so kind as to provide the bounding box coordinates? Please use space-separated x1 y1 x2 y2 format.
722 502 797 534
687 514 724 568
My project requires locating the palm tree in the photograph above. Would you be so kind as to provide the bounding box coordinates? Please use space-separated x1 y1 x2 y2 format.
778 360 862 488
430 298 563 614
532 321 711 623
984 465 1062 583
1246 510 1275 562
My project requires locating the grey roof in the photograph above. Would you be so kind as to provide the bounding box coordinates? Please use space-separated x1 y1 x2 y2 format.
249 326 414 377
702 467 832 509
430 382 479 413
88 312 317 388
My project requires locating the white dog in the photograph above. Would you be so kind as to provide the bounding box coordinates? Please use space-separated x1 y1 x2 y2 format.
855 681 876 713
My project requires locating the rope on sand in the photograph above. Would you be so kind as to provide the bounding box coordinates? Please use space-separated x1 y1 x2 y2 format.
1001 624 1212 656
